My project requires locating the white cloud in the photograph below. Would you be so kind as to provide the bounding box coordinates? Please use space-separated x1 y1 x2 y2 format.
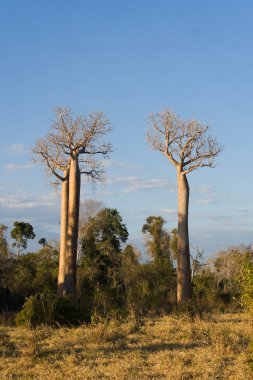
234 208 249 214
107 176 176 194
102 160 143 171
0 191 58 210
160 208 177 215
4 162 35 171
196 185 216 195
39 223 60 234
95 189 115 196
195 199 213 205
193 185 217 205
124 179 176 194
5 144 29 156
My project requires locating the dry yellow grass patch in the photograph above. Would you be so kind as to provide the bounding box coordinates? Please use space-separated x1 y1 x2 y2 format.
0 313 252 379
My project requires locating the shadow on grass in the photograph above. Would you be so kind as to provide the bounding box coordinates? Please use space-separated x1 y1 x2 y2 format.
37 340 202 361
0 312 16 327
212 315 247 324
248 340 253 375
100 341 202 354
0 329 17 357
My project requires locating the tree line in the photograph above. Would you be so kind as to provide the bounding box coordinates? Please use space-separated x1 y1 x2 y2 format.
0 210 176 320
0 213 252 324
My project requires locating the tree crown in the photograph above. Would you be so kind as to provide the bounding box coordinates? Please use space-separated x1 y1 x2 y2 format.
11 221 35 251
81 208 129 255
142 216 171 262
33 107 113 184
147 108 222 174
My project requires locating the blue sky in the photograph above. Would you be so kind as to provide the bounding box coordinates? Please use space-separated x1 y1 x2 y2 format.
1 0 253 258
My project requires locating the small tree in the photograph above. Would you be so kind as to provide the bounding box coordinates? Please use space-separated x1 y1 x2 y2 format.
122 244 139 267
240 251 253 311
38 238 47 247
79 199 104 237
0 225 9 258
169 228 178 261
11 222 35 256
80 208 129 264
190 246 205 279
142 216 171 263
79 208 128 315
147 109 222 303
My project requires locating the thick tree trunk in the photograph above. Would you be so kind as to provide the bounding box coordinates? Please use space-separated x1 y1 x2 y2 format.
57 171 69 296
177 171 192 303
64 157 80 297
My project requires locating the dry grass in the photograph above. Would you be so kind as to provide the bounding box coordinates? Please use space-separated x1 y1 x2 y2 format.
0 313 252 379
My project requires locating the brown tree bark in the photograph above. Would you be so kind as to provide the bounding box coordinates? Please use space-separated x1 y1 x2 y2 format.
64 156 80 297
177 171 192 303
57 170 69 296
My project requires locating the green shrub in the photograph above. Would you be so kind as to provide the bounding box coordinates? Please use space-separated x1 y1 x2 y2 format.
16 291 89 327
16 291 56 327
239 254 253 312
54 296 90 325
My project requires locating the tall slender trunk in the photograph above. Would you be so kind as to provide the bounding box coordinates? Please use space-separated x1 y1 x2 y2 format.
57 170 69 296
64 156 80 297
177 171 192 303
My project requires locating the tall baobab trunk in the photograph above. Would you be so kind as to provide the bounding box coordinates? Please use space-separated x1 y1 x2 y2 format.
57 170 69 296
65 156 80 297
177 171 192 303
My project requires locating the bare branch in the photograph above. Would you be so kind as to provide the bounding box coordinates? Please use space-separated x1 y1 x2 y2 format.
147 108 223 174
32 107 113 182
32 138 69 181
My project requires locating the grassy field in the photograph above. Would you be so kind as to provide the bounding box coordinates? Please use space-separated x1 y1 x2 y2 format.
0 313 252 379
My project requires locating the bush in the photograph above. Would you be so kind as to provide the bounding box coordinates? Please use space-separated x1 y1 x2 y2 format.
16 291 89 327
239 253 253 312
54 296 90 325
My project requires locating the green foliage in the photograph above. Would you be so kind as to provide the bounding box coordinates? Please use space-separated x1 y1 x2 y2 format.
123 261 176 317
169 228 178 261
79 208 129 316
16 291 87 327
81 208 128 253
0 224 9 258
54 296 89 325
11 221 35 254
78 210 177 318
0 244 58 311
122 244 139 268
80 208 128 285
192 271 220 313
213 248 245 294
38 238 47 247
11 248 58 296
239 252 253 311
16 291 56 326
142 216 171 262
206 246 253 313
3 209 253 326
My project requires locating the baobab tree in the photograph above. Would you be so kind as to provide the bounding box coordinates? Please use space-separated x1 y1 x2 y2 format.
33 135 69 296
33 107 112 297
147 108 222 303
